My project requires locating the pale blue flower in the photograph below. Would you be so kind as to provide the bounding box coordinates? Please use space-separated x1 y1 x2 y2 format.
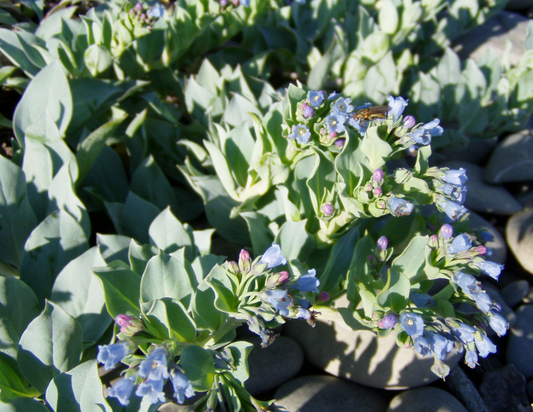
308 90 325 107
378 313 397 329
327 91 339 100
240 0 250 6
447 234 472 254
296 308 312 320
487 312 508 337
440 183 467 204
293 269 320 293
475 333 497 358
426 331 451 361
97 342 131 371
410 292 435 308
108 376 135 406
443 168 468 186
136 378 166 404
388 197 414 217
325 113 346 133
450 322 476 344
465 350 478 368
288 124 311 144
170 368 195 404
474 291 492 314
260 243 287 268
440 199 468 221
147 4 165 18
332 97 354 116
387 95 408 122
260 289 291 315
400 312 424 337
414 336 430 356
138 347 169 381
475 261 504 281
348 117 367 134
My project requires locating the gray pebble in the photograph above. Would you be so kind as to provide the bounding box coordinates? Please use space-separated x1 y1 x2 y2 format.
501 280 530 309
386 387 468 412
506 208 533 275
485 131 533 184
506 305 533 379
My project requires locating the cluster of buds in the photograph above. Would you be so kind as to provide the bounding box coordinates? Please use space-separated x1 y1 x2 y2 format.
128 2 165 29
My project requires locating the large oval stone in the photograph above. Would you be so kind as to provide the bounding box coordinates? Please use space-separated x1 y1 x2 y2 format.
386 387 468 412
283 309 461 390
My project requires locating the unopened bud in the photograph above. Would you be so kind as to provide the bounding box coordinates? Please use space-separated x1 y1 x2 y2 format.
364 183 373 192
115 314 133 332
373 187 382 197
378 313 397 329
439 224 453 240
233 0 239 6
377 236 388 251
373 168 384 184
376 200 386 209
135 2 143 12
403 115 416 128
428 234 439 247
317 291 330 302
220 0 228 5
228 261 239 274
278 271 290 283
239 249 251 273
301 103 315 118
329 131 337 139
116 314 144 336
334 138 345 148
129 8 136 15
475 245 487 255
321 202 334 216
367 255 375 262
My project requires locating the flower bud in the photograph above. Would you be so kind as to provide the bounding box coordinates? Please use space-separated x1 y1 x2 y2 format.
376 200 386 209
373 187 382 197
364 183 372 192
239 249 251 273
129 8 136 15
140 13 147 20
428 234 438 248
367 255 375 262
278 271 290 283
377 236 388 251
115 314 133 332
301 103 315 118
475 245 487 255
329 131 337 139
233 0 239 6
321 202 334 216
439 224 453 240
334 138 345 148
372 168 384 184
115 314 144 336
317 291 330 302
378 313 397 329
403 115 416 128
220 0 228 5
228 261 239 274
135 3 143 12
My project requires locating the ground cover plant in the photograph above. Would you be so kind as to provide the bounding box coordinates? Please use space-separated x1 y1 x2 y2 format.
0 0 531 411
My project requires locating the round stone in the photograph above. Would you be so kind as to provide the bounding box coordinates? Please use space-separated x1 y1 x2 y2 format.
244 335 304 396
282 309 462 390
386 387 468 412
506 0 533 11
274 375 389 412
506 305 533 379
484 131 533 184
500 280 530 309
506 209 533 275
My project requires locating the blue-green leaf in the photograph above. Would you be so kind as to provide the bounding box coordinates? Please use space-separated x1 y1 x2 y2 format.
93 266 141 318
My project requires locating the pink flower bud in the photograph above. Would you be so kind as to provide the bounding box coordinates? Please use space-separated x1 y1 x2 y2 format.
334 138 345 148
278 271 290 283
403 115 416 128
329 131 338 139
373 187 382 196
475 245 487 255
439 224 453 240
115 314 133 333
377 236 388 251
373 168 384 183
321 203 334 216
317 291 330 302
428 234 439 247
239 249 251 263
135 3 143 12
364 183 372 192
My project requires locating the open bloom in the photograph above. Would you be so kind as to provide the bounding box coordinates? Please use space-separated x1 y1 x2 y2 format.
108 376 136 406
260 243 287 268
475 261 504 281
288 124 311 144
138 347 169 381
260 289 291 315
400 312 424 337
332 97 354 116
387 95 408 122
136 378 166 404
97 342 131 371
487 312 508 337
439 199 467 221
293 269 320 293
475 333 497 358
325 113 346 133
388 197 414 217
308 90 325 107
442 168 468 186
447 234 472 254
170 368 195 404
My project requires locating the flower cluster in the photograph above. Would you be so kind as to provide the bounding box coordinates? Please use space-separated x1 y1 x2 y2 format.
98 334 194 406
430 168 469 222
128 2 165 29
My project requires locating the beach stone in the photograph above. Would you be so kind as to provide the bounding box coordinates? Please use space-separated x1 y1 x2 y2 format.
501 280 530 309
386 387 468 412
274 375 389 412
479 364 530 412
506 208 533 274
506 305 533 379
282 309 462 390
506 0 533 11
442 161 522 216
452 11 529 67
467 212 507 264
485 131 533 184
244 335 303 396
437 137 498 165
517 187 533 209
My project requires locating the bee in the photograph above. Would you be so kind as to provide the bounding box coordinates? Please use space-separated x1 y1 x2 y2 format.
352 104 391 123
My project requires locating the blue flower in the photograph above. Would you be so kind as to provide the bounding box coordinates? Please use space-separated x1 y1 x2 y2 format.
308 90 325 107
387 95 408 122
439 199 468 221
332 97 354 116
288 124 311 144
410 292 435 308
301 103 315 118
348 116 367 134
97 342 131 371
450 322 476 344
260 289 291 315
487 311 508 337
293 269 320 293
138 347 169 381
170 368 195 404
260 243 287 268
426 331 451 361
296 308 311 320
388 197 414 217
440 183 467 204
447 234 472 254
475 261 504 281
327 91 339 100
108 376 136 406
400 312 424 337
474 291 492 314
414 336 430 356
325 113 346 133
442 168 468 186
475 333 497 358
465 350 478 368
240 0 250 6
478 230 494 243
378 313 397 329
136 378 166 404
147 5 165 18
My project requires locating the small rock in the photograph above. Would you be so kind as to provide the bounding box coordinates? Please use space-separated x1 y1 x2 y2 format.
244 335 303 396
446 365 489 412
282 309 461 389
442 161 522 216
506 305 533 379
485 131 533 184
517 185 533 209
386 387 468 412
479 364 530 412
274 375 389 412
483 285 517 334
506 0 533 11
506 208 533 274
437 137 498 165
501 280 530 309
467 211 507 264
452 11 529 67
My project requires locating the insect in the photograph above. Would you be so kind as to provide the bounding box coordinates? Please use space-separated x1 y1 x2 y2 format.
352 104 391 123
